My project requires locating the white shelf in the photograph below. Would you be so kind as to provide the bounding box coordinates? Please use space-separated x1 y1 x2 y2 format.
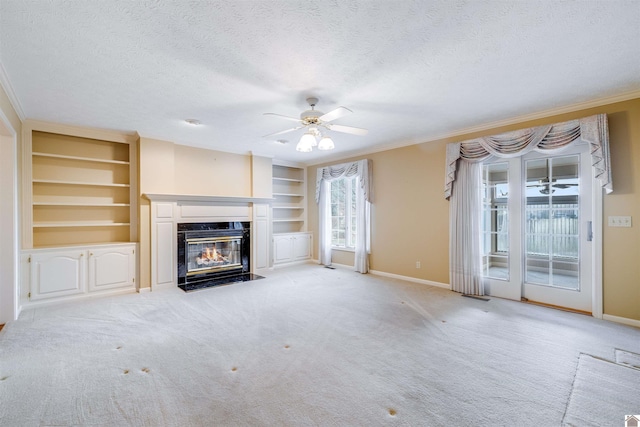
273 177 304 183
26 126 137 248
273 192 303 197
33 202 131 207
33 222 131 228
32 152 130 165
272 162 306 235
33 179 130 188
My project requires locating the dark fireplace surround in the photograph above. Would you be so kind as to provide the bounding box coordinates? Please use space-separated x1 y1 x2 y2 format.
177 221 256 292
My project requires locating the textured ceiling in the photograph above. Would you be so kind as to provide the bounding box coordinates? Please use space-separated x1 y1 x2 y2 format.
1 0 639 164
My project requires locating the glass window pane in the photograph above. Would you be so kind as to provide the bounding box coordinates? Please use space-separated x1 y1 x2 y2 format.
553 236 578 259
482 162 509 280
330 177 357 249
526 257 550 285
551 260 579 290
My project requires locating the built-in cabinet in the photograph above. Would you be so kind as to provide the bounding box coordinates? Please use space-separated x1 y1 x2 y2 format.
273 232 313 265
271 161 312 265
26 243 136 303
21 121 139 306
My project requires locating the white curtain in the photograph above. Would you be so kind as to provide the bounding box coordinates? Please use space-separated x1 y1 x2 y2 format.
316 159 371 273
449 160 483 295
444 113 612 295
318 179 332 266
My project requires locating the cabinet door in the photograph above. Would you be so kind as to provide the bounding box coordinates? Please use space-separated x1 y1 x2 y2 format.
293 234 312 260
253 204 270 270
273 235 293 264
30 250 85 301
88 246 135 292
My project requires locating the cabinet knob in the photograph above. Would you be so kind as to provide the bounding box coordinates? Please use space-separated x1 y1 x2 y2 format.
89 253 93 256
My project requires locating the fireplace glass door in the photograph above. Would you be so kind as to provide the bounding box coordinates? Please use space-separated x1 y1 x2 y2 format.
186 236 242 276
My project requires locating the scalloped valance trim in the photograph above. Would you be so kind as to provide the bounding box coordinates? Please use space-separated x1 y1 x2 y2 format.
315 159 371 204
444 114 612 199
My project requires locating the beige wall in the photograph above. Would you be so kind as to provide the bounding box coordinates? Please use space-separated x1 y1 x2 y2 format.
173 145 252 197
137 139 260 288
251 155 273 198
308 98 640 321
307 141 450 284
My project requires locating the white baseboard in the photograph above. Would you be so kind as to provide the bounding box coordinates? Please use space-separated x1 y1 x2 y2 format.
21 287 137 310
602 314 640 329
311 260 451 288
137 287 151 293
272 259 315 269
151 282 178 291
369 269 450 290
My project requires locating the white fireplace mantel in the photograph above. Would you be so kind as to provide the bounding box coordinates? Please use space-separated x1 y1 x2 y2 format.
144 193 272 290
144 193 274 204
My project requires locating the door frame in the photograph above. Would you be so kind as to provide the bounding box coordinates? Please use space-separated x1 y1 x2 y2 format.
0 107 20 323
481 147 603 318
521 149 592 313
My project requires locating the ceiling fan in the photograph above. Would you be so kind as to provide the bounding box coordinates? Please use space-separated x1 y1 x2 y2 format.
527 159 578 194
263 97 368 152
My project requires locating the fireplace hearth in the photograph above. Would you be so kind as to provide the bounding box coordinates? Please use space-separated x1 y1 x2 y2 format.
177 222 262 292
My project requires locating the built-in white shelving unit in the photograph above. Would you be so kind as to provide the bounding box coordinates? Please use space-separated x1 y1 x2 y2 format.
24 123 137 248
20 121 139 306
271 161 312 265
272 162 307 234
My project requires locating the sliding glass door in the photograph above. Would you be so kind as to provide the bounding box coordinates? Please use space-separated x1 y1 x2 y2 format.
481 144 593 312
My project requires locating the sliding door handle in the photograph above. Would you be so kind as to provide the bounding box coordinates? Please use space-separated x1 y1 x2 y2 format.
587 221 593 242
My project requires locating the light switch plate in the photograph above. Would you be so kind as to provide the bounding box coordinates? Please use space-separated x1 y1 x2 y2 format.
608 216 632 227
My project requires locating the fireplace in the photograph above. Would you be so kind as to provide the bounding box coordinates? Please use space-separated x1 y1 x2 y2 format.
177 222 257 291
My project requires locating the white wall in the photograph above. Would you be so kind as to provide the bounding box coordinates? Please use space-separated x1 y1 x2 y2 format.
0 126 18 322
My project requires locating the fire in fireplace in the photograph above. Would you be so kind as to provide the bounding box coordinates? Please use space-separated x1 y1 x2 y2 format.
177 222 255 291
187 236 241 276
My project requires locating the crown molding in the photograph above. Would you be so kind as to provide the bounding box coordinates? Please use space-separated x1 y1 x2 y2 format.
304 89 640 167
23 119 137 144
0 62 25 121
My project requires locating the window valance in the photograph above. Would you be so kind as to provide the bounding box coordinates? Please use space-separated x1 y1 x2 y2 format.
444 114 612 199
315 159 372 203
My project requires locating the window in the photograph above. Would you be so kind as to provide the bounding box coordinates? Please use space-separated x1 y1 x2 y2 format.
481 162 509 280
330 176 357 248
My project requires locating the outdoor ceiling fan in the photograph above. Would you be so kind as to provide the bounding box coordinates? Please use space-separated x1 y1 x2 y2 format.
263 97 368 152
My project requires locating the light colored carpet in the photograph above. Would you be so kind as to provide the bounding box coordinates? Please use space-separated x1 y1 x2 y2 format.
562 354 640 427
1 264 639 426
615 348 640 370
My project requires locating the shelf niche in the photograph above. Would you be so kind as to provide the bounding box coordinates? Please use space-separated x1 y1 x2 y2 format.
272 162 307 234
27 128 136 248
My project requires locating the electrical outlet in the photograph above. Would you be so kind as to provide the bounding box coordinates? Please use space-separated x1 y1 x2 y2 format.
608 216 632 227
416 261 421 269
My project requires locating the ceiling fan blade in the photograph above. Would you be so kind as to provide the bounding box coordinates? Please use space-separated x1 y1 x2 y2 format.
262 126 305 138
319 106 352 123
327 124 369 136
263 113 302 123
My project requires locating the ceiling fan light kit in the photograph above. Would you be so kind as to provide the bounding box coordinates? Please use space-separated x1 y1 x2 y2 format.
296 131 317 152
318 136 335 151
265 97 368 153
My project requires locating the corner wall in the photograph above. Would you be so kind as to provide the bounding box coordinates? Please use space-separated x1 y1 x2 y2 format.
308 98 640 321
